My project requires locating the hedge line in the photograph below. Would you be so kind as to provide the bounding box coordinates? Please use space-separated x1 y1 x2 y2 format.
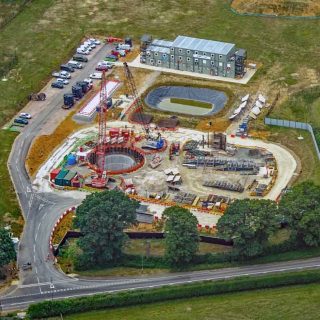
27 270 320 319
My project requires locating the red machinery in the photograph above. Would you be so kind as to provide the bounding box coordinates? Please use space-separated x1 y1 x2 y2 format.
92 71 108 188
106 36 123 43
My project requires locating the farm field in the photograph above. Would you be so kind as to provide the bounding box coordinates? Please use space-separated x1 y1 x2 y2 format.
1 0 320 231
53 283 320 320
232 0 320 16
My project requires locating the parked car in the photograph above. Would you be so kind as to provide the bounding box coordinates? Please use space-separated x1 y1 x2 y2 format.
111 49 126 57
73 54 88 62
51 81 64 89
68 60 83 69
76 48 89 55
14 118 28 125
98 60 114 68
21 262 32 271
95 65 109 71
60 64 74 73
105 54 118 62
83 78 93 86
19 112 32 119
116 43 131 51
56 78 69 85
80 44 92 52
84 41 96 49
89 72 103 79
89 38 101 45
59 71 71 79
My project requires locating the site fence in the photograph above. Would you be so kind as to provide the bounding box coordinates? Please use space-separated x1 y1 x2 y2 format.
264 117 320 160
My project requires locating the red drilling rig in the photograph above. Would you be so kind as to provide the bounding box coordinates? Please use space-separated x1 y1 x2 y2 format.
92 71 108 188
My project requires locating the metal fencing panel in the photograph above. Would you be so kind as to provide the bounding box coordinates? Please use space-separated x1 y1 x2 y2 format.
265 117 320 160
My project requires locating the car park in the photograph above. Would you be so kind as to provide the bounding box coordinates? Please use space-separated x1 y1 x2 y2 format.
73 54 88 62
89 72 103 79
60 64 75 73
14 118 28 125
105 54 118 62
111 49 126 57
51 81 64 89
76 48 90 55
89 38 101 45
59 71 71 79
68 60 83 69
19 113 32 119
56 78 69 85
95 65 110 71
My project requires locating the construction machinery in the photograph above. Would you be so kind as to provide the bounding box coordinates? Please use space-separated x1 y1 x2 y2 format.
123 62 164 150
28 92 46 101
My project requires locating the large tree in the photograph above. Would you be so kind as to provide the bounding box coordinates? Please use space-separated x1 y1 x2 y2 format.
73 190 139 268
163 206 199 267
217 199 278 258
298 209 320 247
0 228 16 269
279 181 320 244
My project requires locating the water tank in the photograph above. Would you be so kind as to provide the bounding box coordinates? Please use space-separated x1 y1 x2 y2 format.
67 154 77 165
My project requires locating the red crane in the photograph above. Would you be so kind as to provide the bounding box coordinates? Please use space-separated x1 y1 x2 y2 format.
96 70 108 175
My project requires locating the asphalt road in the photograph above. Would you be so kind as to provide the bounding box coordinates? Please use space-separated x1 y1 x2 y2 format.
1 42 320 313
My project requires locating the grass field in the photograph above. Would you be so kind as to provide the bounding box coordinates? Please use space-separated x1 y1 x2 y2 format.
170 98 213 109
1 0 320 230
54 283 320 320
0 130 22 235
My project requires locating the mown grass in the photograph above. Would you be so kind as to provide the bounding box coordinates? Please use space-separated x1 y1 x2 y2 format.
56 283 320 320
0 130 22 235
170 98 213 109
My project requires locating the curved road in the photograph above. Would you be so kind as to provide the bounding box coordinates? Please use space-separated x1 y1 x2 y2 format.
1 44 320 312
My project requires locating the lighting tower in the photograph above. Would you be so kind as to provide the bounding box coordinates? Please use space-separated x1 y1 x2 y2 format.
96 70 108 174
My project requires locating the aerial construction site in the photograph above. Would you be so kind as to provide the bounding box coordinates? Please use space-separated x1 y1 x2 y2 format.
30 36 297 217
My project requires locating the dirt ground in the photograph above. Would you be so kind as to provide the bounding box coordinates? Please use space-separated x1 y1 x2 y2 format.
232 0 320 16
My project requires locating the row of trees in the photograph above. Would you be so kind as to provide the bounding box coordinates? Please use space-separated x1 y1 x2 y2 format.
73 181 320 269
218 182 320 257
73 190 199 269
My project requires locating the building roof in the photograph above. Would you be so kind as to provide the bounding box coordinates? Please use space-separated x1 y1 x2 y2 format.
172 35 235 55
147 45 170 54
152 39 174 48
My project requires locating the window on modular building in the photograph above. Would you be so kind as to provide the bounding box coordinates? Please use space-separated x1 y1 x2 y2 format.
171 55 174 59
203 52 206 56
179 49 182 53
150 59 154 63
187 50 190 54
195 58 198 64
187 57 191 62
211 61 215 66
219 55 222 59
146 51 150 56
158 60 161 64
195 51 198 55
163 54 167 58
155 52 158 56
179 56 182 60
219 62 223 67
227 63 231 68
203 60 206 64
211 53 215 58
171 47 174 51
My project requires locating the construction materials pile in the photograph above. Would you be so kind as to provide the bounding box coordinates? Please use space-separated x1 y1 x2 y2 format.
173 192 196 205
203 179 244 192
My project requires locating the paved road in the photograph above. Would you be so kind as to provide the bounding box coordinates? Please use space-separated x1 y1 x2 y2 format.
1 42 320 313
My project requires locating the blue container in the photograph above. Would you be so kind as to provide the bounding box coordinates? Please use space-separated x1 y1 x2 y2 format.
67 154 77 165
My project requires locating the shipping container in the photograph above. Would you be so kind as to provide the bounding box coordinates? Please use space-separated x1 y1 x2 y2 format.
55 169 69 186
50 168 61 181
62 171 77 186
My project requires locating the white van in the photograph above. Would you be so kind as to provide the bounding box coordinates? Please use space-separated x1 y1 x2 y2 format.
116 43 131 51
68 60 83 69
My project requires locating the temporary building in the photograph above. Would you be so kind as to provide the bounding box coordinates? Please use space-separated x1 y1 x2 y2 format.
258 94 266 104
241 94 250 102
55 169 69 186
251 106 261 115
255 100 263 109
63 171 77 187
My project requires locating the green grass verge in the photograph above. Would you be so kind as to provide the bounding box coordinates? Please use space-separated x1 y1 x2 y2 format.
170 98 213 109
56 283 320 320
0 130 22 235
28 269 320 319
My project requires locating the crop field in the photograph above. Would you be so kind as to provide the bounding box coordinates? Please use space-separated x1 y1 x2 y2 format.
1 0 320 230
232 0 320 16
54 283 320 320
